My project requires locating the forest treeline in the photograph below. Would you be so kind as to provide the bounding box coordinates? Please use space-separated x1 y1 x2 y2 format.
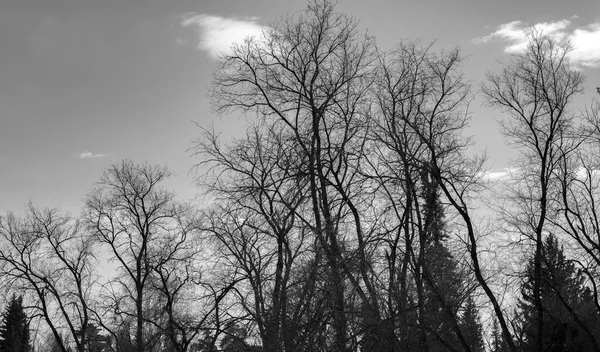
1 1 600 351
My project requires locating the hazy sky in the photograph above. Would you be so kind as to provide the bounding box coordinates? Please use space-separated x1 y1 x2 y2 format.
1 0 599 215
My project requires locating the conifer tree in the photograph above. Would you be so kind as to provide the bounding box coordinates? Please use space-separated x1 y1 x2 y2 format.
460 295 485 352
518 234 600 351
491 317 511 352
44 333 68 352
0 295 31 352
418 170 473 351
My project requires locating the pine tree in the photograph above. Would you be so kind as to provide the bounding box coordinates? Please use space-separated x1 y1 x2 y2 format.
460 295 485 352
0 294 31 352
421 240 464 350
518 234 599 351
418 169 470 351
490 317 511 352
44 333 67 352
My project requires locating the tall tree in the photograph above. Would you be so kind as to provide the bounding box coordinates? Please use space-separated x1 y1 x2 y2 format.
193 122 325 352
551 77 600 343
368 39 483 352
211 1 377 350
483 32 585 352
460 295 485 352
0 295 31 352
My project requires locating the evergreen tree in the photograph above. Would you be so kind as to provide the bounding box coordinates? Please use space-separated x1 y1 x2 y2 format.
460 295 485 352
220 323 251 352
490 317 511 352
43 333 68 352
0 295 31 352
421 240 465 351
418 169 472 351
114 322 134 352
421 170 462 342
78 324 110 352
518 234 599 351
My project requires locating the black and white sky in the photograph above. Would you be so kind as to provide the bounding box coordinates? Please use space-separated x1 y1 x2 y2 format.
1 0 599 214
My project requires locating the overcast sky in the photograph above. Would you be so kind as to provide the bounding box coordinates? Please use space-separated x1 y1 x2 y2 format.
1 0 599 215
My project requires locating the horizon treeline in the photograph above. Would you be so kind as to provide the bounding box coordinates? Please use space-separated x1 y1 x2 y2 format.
1 1 600 352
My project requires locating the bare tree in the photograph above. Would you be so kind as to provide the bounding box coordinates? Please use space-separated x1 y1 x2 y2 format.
145 222 224 352
543 81 600 350
84 159 200 352
483 33 585 352
0 205 98 352
368 40 484 352
210 1 378 350
207 1 504 351
193 122 330 351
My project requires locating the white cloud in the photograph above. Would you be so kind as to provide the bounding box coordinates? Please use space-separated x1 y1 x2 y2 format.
570 23 600 68
78 151 109 159
481 167 519 181
486 170 510 180
474 18 600 68
180 13 267 59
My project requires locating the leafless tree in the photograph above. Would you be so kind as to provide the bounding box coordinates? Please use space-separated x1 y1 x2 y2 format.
368 39 485 351
207 0 506 350
483 33 585 352
84 159 201 352
210 1 379 349
144 222 230 352
0 205 98 352
542 82 600 350
193 122 332 351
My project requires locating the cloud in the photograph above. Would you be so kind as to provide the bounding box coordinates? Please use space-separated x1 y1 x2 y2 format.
569 23 600 68
78 151 109 159
481 167 519 181
486 170 510 180
474 18 600 68
180 14 267 59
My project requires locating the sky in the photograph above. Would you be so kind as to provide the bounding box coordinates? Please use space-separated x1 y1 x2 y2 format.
1 0 599 216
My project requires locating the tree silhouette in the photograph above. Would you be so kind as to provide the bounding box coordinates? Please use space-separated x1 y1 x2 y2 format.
517 234 599 351
0 206 97 352
84 160 200 352
460 295 485 352
483 33 585 352
0 295 30 352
